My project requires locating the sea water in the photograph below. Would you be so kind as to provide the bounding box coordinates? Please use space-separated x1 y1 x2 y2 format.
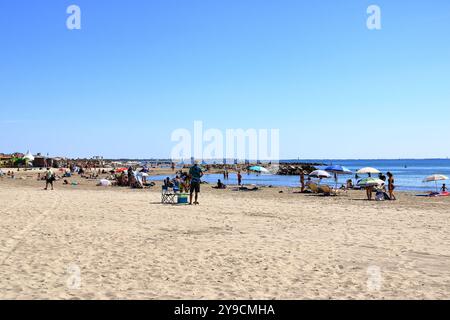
148 159 450 192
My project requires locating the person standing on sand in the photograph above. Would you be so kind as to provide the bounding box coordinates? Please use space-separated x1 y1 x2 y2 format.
365 185 373 201
237 171 242 186
189 162 203 205
127 166 133 186
300 171 305 193
387 172 396 200
379 172 387 191
44 167 55 190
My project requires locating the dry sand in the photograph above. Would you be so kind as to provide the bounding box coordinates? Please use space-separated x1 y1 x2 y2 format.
1 170 450 299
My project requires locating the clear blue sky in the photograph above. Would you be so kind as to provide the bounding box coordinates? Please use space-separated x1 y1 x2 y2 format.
1 0 450 159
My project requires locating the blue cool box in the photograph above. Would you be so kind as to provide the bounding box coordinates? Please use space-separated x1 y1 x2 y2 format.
178 195 188 204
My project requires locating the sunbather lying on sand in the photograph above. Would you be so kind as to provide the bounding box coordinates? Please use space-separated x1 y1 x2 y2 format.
232 185 259 191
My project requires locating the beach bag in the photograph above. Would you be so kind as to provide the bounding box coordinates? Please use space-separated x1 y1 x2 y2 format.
375 191 385 201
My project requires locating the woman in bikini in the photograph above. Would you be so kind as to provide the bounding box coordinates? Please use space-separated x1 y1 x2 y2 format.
387 172 396 200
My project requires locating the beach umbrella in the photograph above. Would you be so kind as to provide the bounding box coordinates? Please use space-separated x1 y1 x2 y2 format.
115 168 128 173
325 165 352 187
325 165 352 174
357 177 384 187
309 170 331 179
356 167 380 176
423 174 448 192
248 166 269 174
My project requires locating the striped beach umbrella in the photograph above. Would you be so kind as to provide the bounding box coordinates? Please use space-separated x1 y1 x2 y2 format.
357 177 384 187
423 174 448 192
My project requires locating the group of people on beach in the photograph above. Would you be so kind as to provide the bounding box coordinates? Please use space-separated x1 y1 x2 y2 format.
299 169 398 200
8 161 445 203
164 162 204 205
364 172 396 201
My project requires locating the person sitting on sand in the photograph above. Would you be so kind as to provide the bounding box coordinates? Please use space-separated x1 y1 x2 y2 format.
213 179 226 189
442 184 447 193
346 179 353 189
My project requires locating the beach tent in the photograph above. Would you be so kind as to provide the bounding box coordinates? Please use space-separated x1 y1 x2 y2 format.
423 174 448 193
23 150 34 162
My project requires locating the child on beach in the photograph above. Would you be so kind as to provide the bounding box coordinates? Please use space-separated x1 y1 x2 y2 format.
442 184 447 193
237 171 242 186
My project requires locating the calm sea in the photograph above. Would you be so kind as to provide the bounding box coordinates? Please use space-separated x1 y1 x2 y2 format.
149 159 450 192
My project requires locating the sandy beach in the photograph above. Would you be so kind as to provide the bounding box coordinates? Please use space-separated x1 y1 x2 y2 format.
1 170 449 300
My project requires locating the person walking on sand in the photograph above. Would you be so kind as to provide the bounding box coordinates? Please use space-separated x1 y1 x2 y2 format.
44 167 55 190
387 172 396 200
189 161 203 205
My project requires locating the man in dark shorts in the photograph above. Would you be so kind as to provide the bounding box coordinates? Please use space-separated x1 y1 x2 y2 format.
44 167 55 190
189 162 203 205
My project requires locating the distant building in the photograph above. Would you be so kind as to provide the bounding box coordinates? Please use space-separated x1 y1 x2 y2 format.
0 154 13 167
33 155 51 168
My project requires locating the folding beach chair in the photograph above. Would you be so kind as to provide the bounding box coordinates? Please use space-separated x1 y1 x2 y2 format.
161 186 189 204
161 186 177 204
